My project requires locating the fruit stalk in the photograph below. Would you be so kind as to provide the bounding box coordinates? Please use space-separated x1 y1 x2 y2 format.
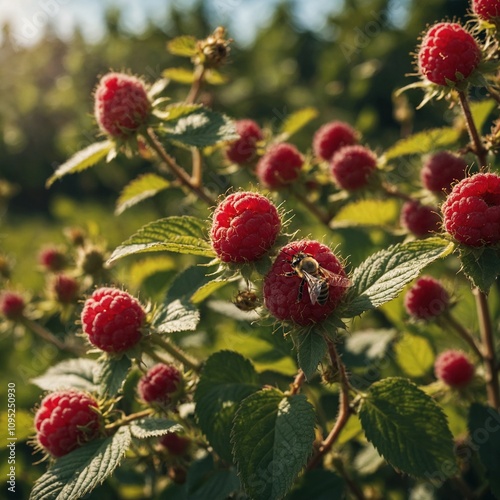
151 335 201 373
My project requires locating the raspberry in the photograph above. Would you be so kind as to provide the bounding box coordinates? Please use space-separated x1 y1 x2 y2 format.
34 390 101 457
441 172 500 246
0 291 25 320
94 72 151 139
225 119 263 164
330 145 377 190
210 191 281 263
434 350 475 388
160 432 191 456
81 287 145 353
473 0 500 21
263 240 349 326
38 247 67 272
78 247 106 275
417 22 481 86
400 200 441 237
404 275 450 320
312 121 358 161
420 151 467 194
51 274 79 304
256 143 304 189
137 363 183 406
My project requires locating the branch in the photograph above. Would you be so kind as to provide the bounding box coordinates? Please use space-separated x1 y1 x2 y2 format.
151 335 201 373
440 311 483 360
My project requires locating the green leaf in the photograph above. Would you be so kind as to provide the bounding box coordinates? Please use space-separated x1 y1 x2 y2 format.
166 35 198 57
232 388 316 500
332 198 400 228
344 329 396 362
296 330 327 381
278 107 318 139
161 108 238 148
395 334 434 378
97 356 132 397
468 403 500 497
359 377 458 478
107 216 214 264
205 69 229 85
162 67 195 84
29 426 132 500
345 238 452 317
166 265 213 303
470 99 496 133
190 277 233 304
384 128 461 161
115 173 170 215
459 246 500 293
153 298 200 334
129 418 182 439
46 141 114 187
158 103 203 121
194 351 259 462
30 359 99 392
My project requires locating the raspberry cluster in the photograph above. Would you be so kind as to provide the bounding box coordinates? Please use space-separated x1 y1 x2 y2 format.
138 363 183 406
312 121 357 161
404 276 450 320
434 350 475 388
330 145 377 190
256 143 304 189
225 119 263 164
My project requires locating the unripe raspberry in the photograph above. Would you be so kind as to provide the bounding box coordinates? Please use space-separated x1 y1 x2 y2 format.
210 191 281 263
225 119 263 164
418 22 481 86
472 0 500 22
94 72 151 139
52 274 79 304
0 291 25 320
434 350 475 388
313 121 358 161
38 247 67 272
441 172 500 247
81 287 145 353
400 200 441 237
330 145 377 190
420 151 467 194
159 432 191 456
404 275 450 320
263 240 349 326
256 143 304 189
138 363 183 406
78 247 106 275
34 390 101 457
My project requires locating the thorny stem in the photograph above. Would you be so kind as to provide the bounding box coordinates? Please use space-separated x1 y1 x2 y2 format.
474 288 500 409
186 65 206 105
288 370 306 395
151 335 201 373
440 311 483 360
458 90 488 168
105 408 155 431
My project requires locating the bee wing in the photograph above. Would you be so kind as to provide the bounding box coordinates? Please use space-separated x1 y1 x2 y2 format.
320 268 351 288
303 271 324 305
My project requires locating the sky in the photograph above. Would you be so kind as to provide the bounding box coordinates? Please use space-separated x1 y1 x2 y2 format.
0 0 343 47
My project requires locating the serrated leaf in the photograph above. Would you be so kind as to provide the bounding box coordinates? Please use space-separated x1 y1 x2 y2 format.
166 265 212 303
128 256 176 289
46 141 114 187
159 103 203 122
97 356 132 397
232 388 316 500
167 35 198 57
470 99 496 133
191 277 234 304
296 330 327 381
115 173 170 215
359 377 458 478
31 359 99 392
468 403 500 497
194 351 259 462
332 198 400 228
153 298 200 333
107 216 214 264
459 247 500 293
395 334 434 378
162 67 195 84
129 418 182 439
345 238 452 317
279 107 318 139
384 128 461 161
30 426 132 500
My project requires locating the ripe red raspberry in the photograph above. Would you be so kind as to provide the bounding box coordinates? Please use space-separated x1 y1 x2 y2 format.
312 121 358 161
210 191 281 263
441 172 500 246
434 350 475 388
34 390 101 457
225 119 263 164
400 200 441 237
94 72 151 139
404 275 450 320
138 363 183 406
52 274 79 304
38 247 66 272
81 287 145 353
420 151 467 194
160 432 191 456
473 0 500 21
417 22 481 86
0 291 25 320
263 240 349 326
330 145 377 190
256 143 304 189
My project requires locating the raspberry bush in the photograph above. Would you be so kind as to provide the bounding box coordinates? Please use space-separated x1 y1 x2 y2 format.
4 6 500 499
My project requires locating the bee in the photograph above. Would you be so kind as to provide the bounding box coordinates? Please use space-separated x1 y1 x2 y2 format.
233 289 259 311
284 252 350 306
